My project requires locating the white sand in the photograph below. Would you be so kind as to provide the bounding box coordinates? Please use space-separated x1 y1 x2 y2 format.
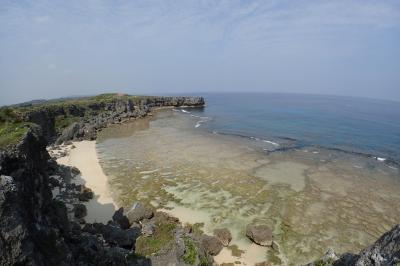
57 140 116 223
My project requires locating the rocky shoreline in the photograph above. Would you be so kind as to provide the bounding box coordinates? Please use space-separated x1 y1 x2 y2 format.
1 94 399 265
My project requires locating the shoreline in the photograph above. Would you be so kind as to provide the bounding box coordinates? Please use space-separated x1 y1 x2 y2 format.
57 140 117 224
55 137 266 265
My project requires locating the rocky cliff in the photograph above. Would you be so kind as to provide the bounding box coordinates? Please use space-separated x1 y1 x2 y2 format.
21 95 205 144
0 94 215 266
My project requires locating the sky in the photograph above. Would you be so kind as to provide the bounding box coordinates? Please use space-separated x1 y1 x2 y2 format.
0 0 400 105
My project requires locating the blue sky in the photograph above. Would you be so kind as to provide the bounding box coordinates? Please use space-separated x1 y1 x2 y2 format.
0 0 400 105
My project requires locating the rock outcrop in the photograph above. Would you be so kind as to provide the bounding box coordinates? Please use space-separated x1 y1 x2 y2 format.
306 224 400 266
21 96 205 144
0 128 146 265
213 228 232 247
246 224 274 246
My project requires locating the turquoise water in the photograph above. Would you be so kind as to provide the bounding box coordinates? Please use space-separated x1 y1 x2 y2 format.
189 93 400 163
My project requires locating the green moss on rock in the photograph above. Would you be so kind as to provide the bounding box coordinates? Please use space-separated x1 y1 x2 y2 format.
182 237 197 265
135 222 176 256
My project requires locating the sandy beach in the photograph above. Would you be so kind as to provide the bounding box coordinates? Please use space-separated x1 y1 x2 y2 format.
57 140 117 224
57 140 264 264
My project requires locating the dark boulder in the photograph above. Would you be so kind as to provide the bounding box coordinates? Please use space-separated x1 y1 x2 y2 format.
74 203 87 219
112 207 130 230
78 187 94 202
83 223 141 249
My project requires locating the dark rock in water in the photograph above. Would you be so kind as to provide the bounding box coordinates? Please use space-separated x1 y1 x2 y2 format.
78 187 94 202
246 224 273 246
112 207 130 230
126 202 153 223
201 235 223 255
74 203 87 219
213 228 232 247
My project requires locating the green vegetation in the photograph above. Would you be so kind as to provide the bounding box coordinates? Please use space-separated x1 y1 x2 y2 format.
135 222 176 256
0 93 157 148
314 258 334 266
182 237 197 264
0 107 22 123
0 107 31 149
17 93 152 113
199 256 211 266
0 122 32 148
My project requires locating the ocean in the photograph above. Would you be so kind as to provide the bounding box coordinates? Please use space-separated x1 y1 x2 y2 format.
96 93 400 264
190 93 400 164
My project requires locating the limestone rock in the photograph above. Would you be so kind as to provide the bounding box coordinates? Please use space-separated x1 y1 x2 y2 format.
245 224 273 246
213 228 232 247
126 202 153 223
201 235 223 256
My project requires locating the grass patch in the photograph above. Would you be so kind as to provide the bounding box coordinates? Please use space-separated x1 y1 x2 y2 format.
0 122 32 149
135 222 176 256
0 107 22 123
182 237 197 265
314 258 334 266
200 256 211 266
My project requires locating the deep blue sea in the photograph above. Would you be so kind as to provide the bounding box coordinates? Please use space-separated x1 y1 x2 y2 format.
187 93 400 162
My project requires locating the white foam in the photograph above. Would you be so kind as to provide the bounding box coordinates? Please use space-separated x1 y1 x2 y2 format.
194 117 211 128
376 157 386 162
262 140 280 146
139 169 159 174
181 109 190 114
